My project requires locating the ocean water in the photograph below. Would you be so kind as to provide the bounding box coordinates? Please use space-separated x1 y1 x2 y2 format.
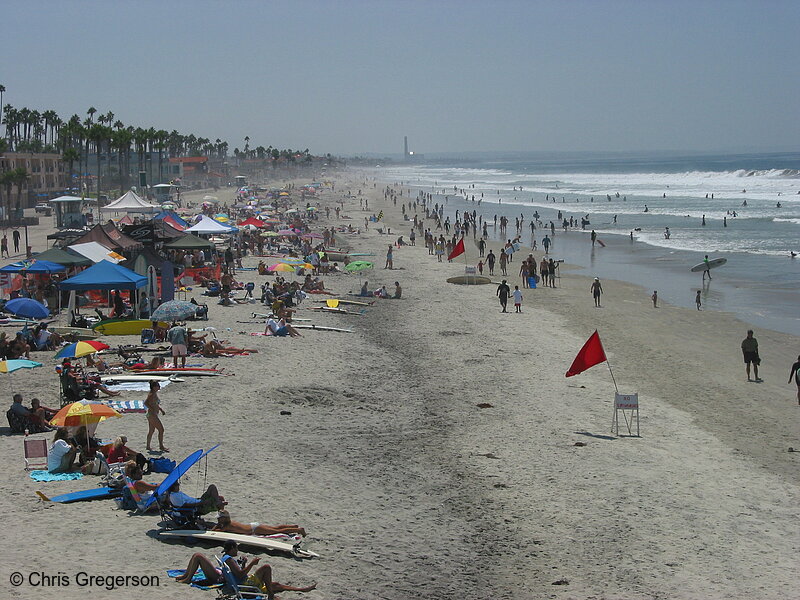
377 151 800 335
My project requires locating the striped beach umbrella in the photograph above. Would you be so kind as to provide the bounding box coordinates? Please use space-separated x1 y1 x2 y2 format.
50 400 121 428
55 340 110 360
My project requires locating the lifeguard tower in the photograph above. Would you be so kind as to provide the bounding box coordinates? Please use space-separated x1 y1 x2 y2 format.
48 195 89 228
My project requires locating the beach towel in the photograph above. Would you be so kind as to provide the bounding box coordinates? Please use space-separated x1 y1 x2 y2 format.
104 381 173 393
250 332 271 336
104 399 146 413
165 568 221 590
30 470 84 482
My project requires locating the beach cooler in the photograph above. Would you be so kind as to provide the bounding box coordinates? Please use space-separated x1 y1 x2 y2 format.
140 328 155 344
529 276 537 289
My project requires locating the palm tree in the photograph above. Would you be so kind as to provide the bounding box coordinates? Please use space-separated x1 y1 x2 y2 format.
9 167 29 217
87 106 96 123
0 85 5 134
63 147 79 193
112 128 132 191
155 130 168 184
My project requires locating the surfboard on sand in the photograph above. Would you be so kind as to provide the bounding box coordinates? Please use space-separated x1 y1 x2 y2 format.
308 307 364 315
690 257 727 272
314 298 373 307
293 324 353 333
36 487 121 503
99 374 176 382
597 239 606 247
128 368 223 377
157 530 318 558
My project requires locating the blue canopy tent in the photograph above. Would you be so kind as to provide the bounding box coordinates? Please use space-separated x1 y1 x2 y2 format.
0 259 67 274
58 260 147 318
58 260 147 291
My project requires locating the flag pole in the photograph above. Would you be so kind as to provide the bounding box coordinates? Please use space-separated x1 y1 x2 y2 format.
605 359 619 392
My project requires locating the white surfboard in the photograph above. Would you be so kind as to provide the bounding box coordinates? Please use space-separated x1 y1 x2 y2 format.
158 529 318 558
690 257 727 272
99 374 177 382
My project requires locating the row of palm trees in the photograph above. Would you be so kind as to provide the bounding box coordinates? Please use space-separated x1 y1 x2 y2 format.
1 101 315 206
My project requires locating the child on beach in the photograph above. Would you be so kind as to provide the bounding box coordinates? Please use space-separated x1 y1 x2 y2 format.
695 290 702 310
513 286 523 313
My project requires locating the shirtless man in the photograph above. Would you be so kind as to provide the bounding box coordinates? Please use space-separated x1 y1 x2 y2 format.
591 277 603 307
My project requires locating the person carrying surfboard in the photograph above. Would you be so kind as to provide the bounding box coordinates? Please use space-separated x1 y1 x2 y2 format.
703 255 712 281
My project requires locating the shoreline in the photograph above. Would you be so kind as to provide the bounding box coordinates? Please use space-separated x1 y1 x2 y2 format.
383 178 800 336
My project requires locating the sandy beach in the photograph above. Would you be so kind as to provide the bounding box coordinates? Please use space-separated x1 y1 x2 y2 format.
1 171 798 600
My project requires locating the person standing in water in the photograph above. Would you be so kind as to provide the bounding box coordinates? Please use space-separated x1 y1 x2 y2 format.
702 255 712 281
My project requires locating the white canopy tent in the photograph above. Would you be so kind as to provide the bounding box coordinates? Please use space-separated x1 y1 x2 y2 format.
101 190 159 213
68 241 125 264
184 215 235 235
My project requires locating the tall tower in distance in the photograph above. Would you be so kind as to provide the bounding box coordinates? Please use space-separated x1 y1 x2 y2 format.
403 136 409 162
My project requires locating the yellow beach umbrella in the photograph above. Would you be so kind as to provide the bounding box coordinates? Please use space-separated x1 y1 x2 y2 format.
50 400 122 428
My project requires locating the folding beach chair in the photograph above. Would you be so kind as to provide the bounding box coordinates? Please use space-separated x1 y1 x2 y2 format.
24 438 48 471
154 490 201 529
216 556 265 600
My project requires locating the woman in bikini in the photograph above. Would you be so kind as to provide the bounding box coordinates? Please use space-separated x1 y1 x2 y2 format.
144 380 168 452
211 510 306 537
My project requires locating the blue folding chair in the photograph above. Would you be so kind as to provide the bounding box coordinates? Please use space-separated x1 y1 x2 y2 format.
215 556 264 600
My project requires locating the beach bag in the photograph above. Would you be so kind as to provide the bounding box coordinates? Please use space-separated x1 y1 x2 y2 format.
150 457 176 474
119 486 139 511
140 328 155 344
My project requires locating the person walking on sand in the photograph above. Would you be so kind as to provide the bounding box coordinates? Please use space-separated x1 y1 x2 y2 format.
591 230 597 246
167 321 188 368
497 279 510 313
499 249 508 276
652 290 658 308
695 290 702 310
741 329 762 382
788 355 800 404
0 234 8 258
591 277 603 307
513 285 523 313
12 228 20 253
486 250 496 275
145 380 168 452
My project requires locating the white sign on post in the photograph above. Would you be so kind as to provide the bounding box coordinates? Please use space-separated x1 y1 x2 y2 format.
612 392 640 437
464 266 476 275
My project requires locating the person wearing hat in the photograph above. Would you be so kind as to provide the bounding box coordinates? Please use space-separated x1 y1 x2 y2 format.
591 277 603 307
176 540 317 595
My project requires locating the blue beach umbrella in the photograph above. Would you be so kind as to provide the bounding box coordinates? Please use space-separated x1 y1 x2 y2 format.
0 259 66 274
143 445 219 509
5 298 50 319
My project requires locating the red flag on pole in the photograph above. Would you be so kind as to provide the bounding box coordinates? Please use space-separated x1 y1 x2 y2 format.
447 238 465 261
565 330 607 377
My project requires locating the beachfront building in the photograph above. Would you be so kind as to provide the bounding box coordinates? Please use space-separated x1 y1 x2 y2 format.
0 152 66 206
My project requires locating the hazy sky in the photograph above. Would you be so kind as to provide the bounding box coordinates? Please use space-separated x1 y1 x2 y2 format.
3 0 798 156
